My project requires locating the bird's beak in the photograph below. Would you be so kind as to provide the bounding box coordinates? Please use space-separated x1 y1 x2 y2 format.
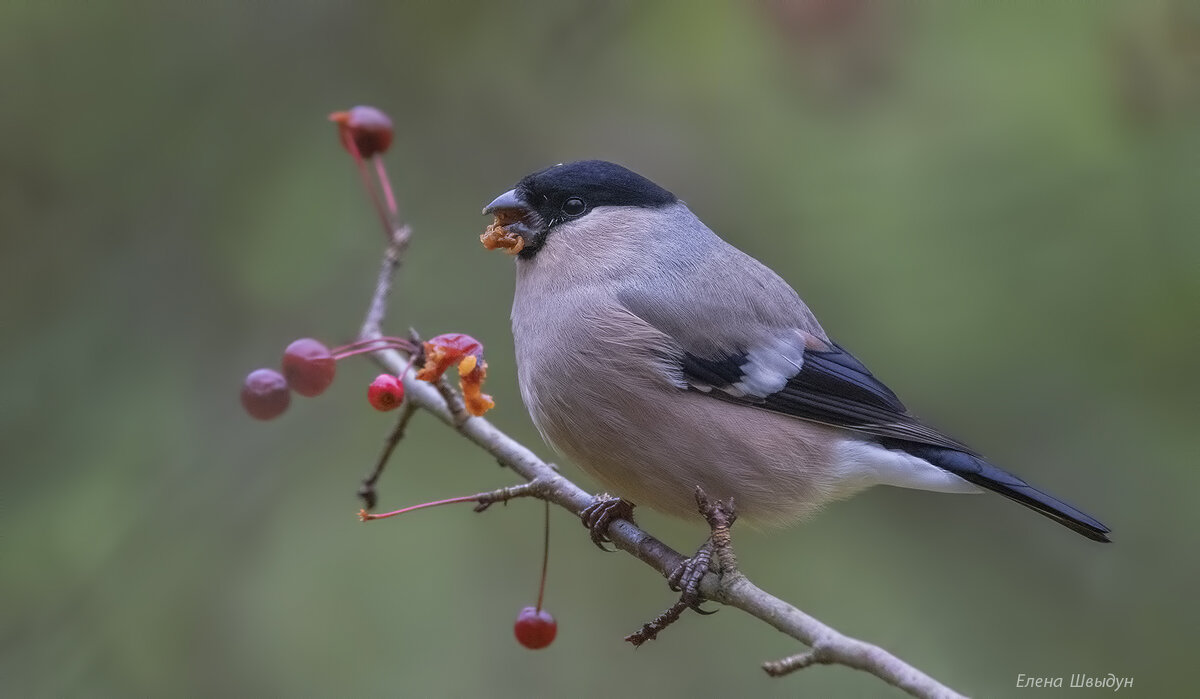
481 188 543 256
482 188 530 217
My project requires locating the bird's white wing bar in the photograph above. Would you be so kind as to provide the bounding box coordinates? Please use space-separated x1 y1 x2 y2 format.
724 330 808 398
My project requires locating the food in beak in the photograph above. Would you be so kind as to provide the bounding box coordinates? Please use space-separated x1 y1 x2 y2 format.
480 211 527 255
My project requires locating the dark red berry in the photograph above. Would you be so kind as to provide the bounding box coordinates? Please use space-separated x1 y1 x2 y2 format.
513 606 557 649
329 106 394 158
282 338 336 397
367 374 404 411
241 368 291 420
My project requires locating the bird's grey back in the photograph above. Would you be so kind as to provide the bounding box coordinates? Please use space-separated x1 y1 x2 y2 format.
514 202 826 360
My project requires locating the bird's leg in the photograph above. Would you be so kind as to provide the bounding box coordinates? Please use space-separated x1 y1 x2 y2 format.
626 487 738 646
669 486 739 611
667 541 716 612
579 493 636 551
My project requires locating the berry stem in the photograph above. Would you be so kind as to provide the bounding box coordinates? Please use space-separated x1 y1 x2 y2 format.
374 157 399 222
359 494 479 521
333 344 403 361
341 131 393 239
536 499 550 612
332 336 418 360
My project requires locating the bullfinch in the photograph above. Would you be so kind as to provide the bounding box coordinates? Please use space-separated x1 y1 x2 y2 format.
483 160 1110 543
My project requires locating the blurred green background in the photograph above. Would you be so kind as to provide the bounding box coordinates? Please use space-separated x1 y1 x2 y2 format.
3 1 1198 697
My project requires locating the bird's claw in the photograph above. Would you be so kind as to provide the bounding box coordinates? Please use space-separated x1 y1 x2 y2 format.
668 487 740 613
579 494 635 552
624 487 738 645
668 540 718 614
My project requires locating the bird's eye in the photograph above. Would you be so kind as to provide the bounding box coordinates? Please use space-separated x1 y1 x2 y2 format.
561 197 586 217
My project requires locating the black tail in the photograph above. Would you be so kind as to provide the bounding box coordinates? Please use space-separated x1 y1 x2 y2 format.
890 442 1111 542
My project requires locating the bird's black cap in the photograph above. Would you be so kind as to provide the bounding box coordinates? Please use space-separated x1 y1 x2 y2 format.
483 161 676 259
516 160 676 223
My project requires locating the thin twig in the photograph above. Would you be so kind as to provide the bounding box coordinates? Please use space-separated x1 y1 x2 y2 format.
625 599 690 647
357 402 418 510
360 224 412 342
473 480 549 512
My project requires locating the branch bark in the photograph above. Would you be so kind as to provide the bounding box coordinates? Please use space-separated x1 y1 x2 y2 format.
358 228 966 699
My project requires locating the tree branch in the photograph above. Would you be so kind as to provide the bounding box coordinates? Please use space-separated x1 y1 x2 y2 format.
355 218 965 699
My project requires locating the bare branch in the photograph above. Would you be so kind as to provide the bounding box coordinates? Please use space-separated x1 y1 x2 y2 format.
351 202 966 699
360 224 411 341
472 479 550 512
625 599 690 646
357 402 418 510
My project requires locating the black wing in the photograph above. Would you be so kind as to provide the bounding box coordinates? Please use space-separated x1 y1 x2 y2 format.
680 342 978 454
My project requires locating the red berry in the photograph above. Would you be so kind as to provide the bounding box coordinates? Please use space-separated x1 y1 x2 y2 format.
282 338 336 397
367 374 404 411
241 368 291 420
329 106 394 158
513 606 557 649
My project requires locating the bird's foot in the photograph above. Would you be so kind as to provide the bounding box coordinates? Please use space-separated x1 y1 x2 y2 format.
579 493 635 552
626 487 739 646
669 487 739 611
667 540 717 613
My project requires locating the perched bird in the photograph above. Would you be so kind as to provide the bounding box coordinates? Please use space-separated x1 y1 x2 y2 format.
482 160 1110 543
